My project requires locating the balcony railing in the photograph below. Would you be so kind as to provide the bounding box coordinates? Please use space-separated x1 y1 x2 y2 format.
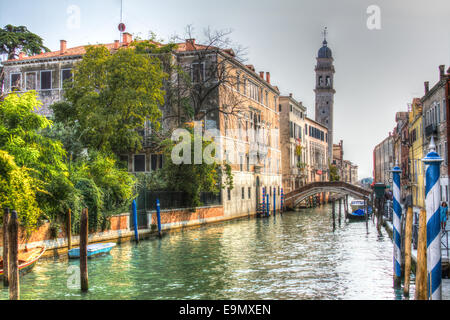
425 124 437 137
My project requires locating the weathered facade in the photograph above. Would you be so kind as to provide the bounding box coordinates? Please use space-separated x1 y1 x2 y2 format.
373 134 394 186
421 65 450 203
279 94 307 193
304 117 329 183
2 33 283 218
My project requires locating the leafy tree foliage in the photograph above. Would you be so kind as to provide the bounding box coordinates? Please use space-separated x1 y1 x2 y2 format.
0 24 50 96
0 150 41 234
52 45 167 154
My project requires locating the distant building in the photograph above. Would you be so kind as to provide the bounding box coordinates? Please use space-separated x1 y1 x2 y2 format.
332 140 344 180
392 111 410 197
409 98 425 209
305 117 329 182
373 134 394 187
279 94 307 193
421 65 450 203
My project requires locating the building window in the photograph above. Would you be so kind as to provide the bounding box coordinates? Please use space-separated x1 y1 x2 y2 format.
240 155 244 171
40 71 52 90
246 154 250 171
227 188 231 201
236 74 240 92
248 187 251 199
133 154 146 172
25 72 36 91
191 63 205 83
61 69 73 88
10 73 22 91
151 154 158 171
242 187 245 200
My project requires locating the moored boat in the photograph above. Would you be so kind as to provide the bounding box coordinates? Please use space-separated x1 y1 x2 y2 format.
347 199 367 221
0 246 46 279
68 242 116 259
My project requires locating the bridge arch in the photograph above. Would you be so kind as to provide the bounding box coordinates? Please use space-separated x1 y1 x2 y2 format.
284 181 372 208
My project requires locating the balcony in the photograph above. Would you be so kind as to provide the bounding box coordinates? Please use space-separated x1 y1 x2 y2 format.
425 124 437 137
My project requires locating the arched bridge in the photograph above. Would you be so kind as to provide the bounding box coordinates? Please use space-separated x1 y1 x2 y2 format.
284 181 372 209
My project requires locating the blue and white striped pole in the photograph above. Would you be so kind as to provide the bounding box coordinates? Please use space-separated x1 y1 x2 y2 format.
273 187 276 216
390 165 402 288
266 193 270 217
262 187 266 215
280 188 284 213
156 199 162 238
422 136 443 300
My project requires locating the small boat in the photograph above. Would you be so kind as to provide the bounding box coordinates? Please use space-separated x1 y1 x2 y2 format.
0 246 46 279
348 199 367 221
68 242 116 259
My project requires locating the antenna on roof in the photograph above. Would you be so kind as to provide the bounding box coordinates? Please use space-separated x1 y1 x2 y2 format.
118 0 126 41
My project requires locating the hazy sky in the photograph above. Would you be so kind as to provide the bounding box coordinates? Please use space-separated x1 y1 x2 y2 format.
1 0 450 178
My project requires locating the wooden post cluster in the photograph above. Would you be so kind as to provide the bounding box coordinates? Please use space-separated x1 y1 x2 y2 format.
403 207 413 296
80 208 89 292
415 209 427 300
8 210 19 300
3 207 9 287
338 198 342 226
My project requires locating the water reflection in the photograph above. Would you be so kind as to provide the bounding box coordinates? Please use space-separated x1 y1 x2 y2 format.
0 204 413 300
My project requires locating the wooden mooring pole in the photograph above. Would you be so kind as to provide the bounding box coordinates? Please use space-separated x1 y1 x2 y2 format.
415 208 427 300
3 207 10 287
80 208 89 292
8 210 19 300
338 198 342 226
67 208 72 250
404 206 413 297
332 200 336 231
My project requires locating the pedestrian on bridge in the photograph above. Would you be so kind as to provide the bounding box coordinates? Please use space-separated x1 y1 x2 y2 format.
440 202 448 231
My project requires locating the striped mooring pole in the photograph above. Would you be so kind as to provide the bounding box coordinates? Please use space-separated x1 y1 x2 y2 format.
423 136 443 300
132 199 139 242
262 187 266 214
280 188 284 213
390 164 402 288
273 187 276 216
266 193 270 217
156 199 162 238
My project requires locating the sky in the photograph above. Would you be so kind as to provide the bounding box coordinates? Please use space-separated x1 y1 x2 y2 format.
1 0 450 178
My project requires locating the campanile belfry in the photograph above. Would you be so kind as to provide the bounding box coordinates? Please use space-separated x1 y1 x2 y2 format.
314 27 335 160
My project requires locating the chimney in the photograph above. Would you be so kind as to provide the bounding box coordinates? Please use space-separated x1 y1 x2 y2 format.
424 81 429 94
60 40 67 54
122 32 132 45
259 71 264 79
114 40 120 49
266 72 271 84
439 65 445 80
185 39 196 51
18 52 25 59
289 93 293 98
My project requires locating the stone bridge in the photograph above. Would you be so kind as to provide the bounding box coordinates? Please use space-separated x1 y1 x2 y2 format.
284 181 372 209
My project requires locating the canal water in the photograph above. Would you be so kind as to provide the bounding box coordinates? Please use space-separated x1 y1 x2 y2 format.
0 204 414 300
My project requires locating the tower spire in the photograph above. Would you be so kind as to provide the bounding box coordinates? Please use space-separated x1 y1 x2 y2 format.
322 27 328 44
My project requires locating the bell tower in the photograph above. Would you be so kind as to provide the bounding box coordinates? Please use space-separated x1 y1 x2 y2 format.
314 27 335 161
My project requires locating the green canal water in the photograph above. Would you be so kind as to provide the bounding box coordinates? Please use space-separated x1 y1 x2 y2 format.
0 204 414 300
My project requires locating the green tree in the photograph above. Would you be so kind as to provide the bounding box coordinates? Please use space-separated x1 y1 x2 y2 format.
329 163 341 182
161 130 232 209
0 150 42 235
0 25 50 95
52 44 167 154
0 92 74 229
